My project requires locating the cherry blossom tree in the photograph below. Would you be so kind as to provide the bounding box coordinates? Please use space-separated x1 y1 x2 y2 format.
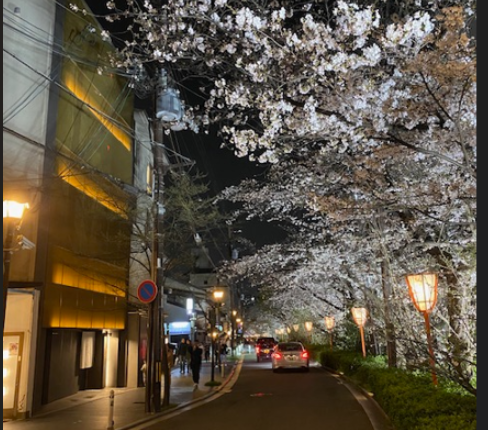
76 0 476 393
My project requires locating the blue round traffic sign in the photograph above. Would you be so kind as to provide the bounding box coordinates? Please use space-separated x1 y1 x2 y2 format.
137 280 158 304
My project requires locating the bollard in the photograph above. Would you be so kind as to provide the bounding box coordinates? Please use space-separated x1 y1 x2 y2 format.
107 389 115 430
220 363 225 378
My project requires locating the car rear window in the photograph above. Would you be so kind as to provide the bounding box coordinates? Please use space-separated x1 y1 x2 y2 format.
278 343 303 352
257 337 276 346
259 342 273 348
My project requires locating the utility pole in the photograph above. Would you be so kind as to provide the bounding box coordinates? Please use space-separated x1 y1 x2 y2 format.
145 120 163 413
153 118 171 408
146 66 182 410
209 307 217 383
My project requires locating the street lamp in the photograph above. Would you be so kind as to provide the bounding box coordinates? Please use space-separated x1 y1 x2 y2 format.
351 307 368 358
3 200 29 335
405 272 439 386
236 318 242 340
324 316 335 350
210 288 224 383
231 309 237 355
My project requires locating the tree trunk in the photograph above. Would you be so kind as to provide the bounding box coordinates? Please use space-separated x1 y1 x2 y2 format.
381 260 397 367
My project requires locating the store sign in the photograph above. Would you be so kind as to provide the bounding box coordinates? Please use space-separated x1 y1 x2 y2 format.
168 321 191 335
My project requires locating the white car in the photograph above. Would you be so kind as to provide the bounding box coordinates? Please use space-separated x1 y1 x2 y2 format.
271 342 310 372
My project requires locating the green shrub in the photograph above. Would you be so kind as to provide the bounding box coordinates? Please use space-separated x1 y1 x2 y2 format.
317 348 476 430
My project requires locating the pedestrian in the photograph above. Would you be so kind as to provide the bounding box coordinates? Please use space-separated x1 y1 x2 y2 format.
214 342 220 367
190 341 203 390
177 338 189 374
185 338 192 374
140 360 147 387
219 341 228 366
204 344 210 362
167 343 176 368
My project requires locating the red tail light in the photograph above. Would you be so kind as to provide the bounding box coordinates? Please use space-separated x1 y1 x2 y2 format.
301 351 309 359
255 346 260 353
273 352 283 360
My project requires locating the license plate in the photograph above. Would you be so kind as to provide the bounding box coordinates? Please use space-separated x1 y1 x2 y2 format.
263 349 270 353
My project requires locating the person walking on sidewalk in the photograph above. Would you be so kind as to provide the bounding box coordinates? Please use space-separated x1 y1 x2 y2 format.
177 338 190 374
219 341 228 367
190 341 203 390
140 360 147 387
204 343 210 362
185 338 192 374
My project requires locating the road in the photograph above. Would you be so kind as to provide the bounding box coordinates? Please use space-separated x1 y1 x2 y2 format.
131 357 392 430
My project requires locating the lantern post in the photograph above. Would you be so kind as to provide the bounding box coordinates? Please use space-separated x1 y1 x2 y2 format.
304 321 313 343
324 316 335 350
405 272 439 386
351 307 368 358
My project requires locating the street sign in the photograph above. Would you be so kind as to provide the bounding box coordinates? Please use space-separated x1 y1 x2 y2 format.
137 279 158 304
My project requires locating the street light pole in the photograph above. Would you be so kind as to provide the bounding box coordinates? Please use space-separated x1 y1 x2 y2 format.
3 201 29 335
3 220 16 335
209 289 224 383
210 327 217 383
231 310 237 356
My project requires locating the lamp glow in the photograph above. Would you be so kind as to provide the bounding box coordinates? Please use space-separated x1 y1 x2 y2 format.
351 307 368 357
324 316 335 331
405 272 439 386
213 290 224 301
324 316 335 350
3 201 29 219
405 273 438 313
351 308 368 327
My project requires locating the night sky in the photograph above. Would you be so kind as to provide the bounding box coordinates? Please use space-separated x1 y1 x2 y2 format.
83 0 289 256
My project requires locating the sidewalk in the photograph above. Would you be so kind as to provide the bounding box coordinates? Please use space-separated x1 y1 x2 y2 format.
3 359 238 430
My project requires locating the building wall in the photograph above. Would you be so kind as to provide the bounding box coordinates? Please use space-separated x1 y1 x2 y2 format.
45 329 81 403
126 313 141 388
126 109 154 387
4 0 135 415
3 0 57 419
35 0 134 405
3 1 54 279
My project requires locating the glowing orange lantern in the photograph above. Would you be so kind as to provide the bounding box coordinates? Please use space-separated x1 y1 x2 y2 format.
405 272 439 386
351 307 368 357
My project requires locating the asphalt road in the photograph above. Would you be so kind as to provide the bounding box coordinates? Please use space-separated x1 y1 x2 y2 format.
131 359 392 430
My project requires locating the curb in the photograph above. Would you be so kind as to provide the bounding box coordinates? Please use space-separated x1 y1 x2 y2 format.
320 366 395 430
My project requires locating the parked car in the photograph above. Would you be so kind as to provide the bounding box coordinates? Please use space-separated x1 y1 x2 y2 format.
271 341 310 372
255 337 278 362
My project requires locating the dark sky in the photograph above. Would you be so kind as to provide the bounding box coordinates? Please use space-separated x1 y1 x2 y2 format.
84 0 288 254
170 127 288 255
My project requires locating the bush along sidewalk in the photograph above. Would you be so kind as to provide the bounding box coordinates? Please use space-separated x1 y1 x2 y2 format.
317 349 476 430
